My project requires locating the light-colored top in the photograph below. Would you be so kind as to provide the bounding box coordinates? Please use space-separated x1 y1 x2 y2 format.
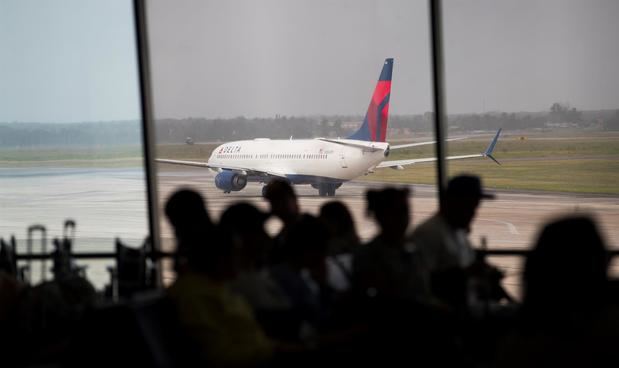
408 213 476 274
232 269 291 311
167 272 273 367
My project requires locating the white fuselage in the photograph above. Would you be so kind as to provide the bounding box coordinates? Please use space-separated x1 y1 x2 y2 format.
207 138 389 183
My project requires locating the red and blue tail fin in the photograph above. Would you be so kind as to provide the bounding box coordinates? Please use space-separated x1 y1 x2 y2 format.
348 58 393 142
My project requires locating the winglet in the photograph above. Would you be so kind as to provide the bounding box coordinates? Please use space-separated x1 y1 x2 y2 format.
483 129 502 165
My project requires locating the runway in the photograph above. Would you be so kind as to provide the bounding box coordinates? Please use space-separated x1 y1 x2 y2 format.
158 166 619 297
2 165 618 297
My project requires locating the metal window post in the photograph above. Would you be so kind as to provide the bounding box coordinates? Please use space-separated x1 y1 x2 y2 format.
133 0 162 287
429 0 448 210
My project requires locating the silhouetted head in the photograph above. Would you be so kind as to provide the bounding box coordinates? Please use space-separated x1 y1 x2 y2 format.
319 201 356 238
524 216 608 311
319 201 359 255
186 225 240 281
263 179 299 224
366 187 410 240
443 174 494 230
164 188 212 240
165 189 213 274
219 202 272 269
285 214 329 269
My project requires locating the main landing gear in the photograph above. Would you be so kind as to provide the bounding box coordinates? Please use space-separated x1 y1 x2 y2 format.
317 183 339 197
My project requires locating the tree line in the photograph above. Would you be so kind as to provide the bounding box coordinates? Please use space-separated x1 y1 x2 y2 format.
1 105 618 147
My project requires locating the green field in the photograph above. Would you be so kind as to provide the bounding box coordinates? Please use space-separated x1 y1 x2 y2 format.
0 146 143 167
156 131 619 195
367 132 619 194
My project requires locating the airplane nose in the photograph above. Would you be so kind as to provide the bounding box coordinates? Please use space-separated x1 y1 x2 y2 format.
384 146 390 157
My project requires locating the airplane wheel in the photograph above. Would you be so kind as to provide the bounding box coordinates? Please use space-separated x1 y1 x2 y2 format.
328 188 336 196
262 186 268 198
318 187 327 197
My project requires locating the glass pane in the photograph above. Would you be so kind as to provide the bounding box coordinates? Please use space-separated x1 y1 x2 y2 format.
0 0 148 289
442 0 619 297
146 0 435 279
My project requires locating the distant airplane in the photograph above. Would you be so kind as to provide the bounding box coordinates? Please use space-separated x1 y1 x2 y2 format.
157 58 501 196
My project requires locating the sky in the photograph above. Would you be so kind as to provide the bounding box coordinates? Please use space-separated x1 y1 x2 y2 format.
1 0 619 122
0 0 141 123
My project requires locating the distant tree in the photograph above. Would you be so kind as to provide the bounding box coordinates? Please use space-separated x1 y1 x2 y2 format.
319 118 330 137
549 102 582 125
604 110 619 131
334 119 343 137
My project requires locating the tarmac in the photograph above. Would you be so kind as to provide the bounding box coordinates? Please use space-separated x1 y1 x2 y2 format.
157 165 619 297
2 165 618 297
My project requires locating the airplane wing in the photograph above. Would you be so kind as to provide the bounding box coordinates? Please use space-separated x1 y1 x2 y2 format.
155 158 287 178
155 158 212 168
377 129 502 169
390 136 467 150
316 138 384 151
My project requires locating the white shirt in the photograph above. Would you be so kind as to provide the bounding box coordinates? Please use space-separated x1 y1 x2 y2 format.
408 213 476 273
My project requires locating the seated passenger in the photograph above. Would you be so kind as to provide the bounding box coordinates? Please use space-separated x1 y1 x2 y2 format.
166 226 274 367
220 203 290 312
164 188 213 275
353 187 427 302
319 201 360 293
408 174 499 308
269 215 333 342
497 216 619 368
263 179 301 265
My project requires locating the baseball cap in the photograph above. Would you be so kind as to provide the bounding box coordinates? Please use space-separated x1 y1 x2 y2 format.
446 174 495 200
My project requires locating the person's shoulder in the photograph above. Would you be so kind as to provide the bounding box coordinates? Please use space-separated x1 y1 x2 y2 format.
410 213 445 238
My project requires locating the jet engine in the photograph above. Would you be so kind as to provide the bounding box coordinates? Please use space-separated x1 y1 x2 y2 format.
214 171 247 192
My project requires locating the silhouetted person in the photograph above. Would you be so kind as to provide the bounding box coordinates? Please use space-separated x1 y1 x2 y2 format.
409 174 496 308
353 187 426 300
269 214 333 343
497 216 619 368
319 201 360 293
164 188 212 274
0 270 24 366
166 226 275 367
263 179 300 264
220 203 292 338
352 188 459 367
320 201 359 256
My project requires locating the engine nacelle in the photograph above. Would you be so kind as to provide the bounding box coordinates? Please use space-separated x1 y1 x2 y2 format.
214 171 247 192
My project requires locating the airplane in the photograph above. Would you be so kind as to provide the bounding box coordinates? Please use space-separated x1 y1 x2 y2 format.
156 58 501 197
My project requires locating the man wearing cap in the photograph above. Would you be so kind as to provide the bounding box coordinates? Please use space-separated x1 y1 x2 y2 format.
408 174 495 307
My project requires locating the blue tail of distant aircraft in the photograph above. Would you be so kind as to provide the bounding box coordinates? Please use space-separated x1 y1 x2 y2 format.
348 58 393 142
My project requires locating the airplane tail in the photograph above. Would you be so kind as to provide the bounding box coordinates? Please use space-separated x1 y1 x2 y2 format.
348 58 393 142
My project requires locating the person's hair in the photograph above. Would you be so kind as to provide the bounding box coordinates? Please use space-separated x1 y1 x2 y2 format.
524 216 608 310
219 202 268 233
164 188 211 233
319 201 356 237
263 179 296 201
366 187 410 218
